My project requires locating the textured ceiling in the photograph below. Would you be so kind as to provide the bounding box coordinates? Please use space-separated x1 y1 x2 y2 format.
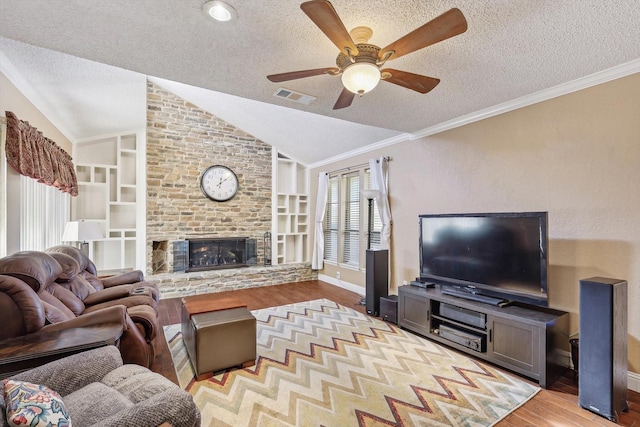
1 1 640 165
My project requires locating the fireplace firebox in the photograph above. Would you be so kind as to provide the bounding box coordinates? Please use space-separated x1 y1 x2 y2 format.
173 237 257 272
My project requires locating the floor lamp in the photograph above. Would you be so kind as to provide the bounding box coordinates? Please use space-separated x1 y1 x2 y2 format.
62 220 103 256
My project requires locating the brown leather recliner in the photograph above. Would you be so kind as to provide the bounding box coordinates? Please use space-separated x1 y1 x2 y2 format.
47 251 158 313
45 245 160 302
0 252 157 367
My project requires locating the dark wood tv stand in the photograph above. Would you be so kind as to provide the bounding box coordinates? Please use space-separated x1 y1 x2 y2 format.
398 285 569 388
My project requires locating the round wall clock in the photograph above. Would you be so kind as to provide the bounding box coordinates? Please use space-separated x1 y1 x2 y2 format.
199 165 239 202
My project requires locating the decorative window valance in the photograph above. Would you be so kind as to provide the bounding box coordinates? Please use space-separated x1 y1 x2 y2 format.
4 111 78 196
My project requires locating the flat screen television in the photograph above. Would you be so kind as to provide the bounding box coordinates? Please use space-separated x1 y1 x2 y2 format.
419 212 548 307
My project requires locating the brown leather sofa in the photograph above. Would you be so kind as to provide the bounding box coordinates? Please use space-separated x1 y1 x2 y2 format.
0 251 158 367
47 250 158 312
45 245 160 302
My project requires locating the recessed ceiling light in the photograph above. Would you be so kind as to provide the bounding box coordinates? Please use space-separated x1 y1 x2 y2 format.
203 1 237 22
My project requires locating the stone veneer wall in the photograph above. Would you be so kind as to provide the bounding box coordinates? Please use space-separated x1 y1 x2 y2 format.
146 80 315 296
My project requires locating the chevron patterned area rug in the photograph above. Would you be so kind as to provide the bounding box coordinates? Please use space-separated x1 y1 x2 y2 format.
163 299 539 427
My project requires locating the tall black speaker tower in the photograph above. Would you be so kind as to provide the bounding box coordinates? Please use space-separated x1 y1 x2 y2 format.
579 277 628 422
365 249 388 316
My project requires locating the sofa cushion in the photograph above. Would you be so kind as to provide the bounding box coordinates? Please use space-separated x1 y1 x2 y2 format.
63 382 133 426
0 251 62 292
101 365 178 403
38 293 75 322
47 253 79 282
2 380 71 427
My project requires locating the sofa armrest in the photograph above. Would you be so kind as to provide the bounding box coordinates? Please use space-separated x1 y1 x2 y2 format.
125 304 159 342
100 270 144 287
42 305 128 333
8 346 123 396
82 294 158 314
83 285 134 306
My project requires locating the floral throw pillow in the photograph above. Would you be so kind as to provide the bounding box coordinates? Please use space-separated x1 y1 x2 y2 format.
2 380 71 427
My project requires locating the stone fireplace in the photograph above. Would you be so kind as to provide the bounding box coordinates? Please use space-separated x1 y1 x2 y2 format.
145 81 315 297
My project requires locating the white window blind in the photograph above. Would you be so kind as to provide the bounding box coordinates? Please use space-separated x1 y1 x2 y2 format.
20 175 70 251
323 176 339 262
341 172 360 266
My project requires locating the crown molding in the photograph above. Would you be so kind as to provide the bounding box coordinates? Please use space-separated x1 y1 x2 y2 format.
0 51 77 143
310 58 640 169
410 58 640 141
307 132 411 169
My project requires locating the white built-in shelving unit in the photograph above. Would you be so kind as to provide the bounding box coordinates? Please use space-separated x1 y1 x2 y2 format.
72 131 145 271
273 152 309 264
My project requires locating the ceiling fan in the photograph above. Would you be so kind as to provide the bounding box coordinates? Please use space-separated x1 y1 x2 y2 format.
267 0 468 110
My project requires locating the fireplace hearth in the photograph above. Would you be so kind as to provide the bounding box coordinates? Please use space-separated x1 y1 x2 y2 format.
172 237 257 272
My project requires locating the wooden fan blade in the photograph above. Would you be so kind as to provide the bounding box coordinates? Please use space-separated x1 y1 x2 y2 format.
301 0 358 56
267 67 340 82
378 8 467 62
333 87 355 109
381 69 440 94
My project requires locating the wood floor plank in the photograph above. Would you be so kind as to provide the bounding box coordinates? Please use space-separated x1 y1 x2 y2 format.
150 280 640 426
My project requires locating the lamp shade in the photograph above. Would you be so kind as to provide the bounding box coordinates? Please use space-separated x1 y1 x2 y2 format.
341 62 381 95
62 220 103 242
361 189 380 200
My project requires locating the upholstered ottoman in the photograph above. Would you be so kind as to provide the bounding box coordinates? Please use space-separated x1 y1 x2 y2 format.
181 295 256 380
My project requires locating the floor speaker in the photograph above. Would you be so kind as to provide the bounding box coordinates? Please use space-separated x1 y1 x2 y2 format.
380 295 398 324
579 277 628 422
365 249 388 316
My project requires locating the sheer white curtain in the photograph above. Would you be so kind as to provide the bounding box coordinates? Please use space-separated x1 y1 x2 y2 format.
311 172 329 269
20 175 70 251
369 157 391 249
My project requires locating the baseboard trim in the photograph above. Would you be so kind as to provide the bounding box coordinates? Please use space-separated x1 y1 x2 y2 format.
318 274 364 296
628 371 640 393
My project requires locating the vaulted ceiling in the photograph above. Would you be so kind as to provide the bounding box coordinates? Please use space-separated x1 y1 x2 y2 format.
1 1 639 165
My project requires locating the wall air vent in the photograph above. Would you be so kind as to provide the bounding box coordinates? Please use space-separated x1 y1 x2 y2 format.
273 88 316 105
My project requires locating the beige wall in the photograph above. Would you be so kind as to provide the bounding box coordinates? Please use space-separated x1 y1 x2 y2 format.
311 72 640 373
0 72 72 152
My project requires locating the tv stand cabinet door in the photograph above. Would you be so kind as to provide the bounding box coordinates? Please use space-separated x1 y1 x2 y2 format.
487 315 541 380
398 290 430 336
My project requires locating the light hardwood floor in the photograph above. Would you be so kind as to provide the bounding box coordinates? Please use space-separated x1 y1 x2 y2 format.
151 280 639 427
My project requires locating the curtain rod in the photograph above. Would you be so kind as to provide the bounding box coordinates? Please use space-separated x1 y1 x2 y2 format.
326 156 391 175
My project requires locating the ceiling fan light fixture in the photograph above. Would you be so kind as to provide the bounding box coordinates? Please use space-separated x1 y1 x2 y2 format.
341 62 381 95
203 1 237 22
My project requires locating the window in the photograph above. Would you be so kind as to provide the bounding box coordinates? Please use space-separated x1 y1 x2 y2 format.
324 167 382 268
20 175 70 251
